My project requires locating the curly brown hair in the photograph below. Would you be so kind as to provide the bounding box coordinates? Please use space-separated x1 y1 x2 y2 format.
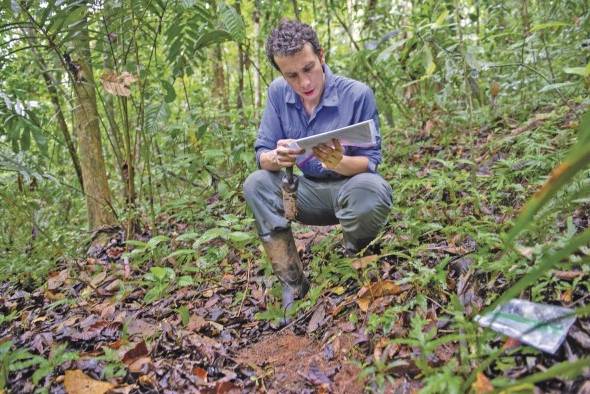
265 19 322 71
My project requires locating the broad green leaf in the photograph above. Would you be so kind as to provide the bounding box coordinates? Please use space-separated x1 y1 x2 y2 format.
126 240 148 248
177 305 190 326
227 231 254 243
538 81 577 93
175 232 201 242
193 29 234 50
150 266 168 281
422 46 436 77
563 64 590 77
195 227 227 246
161 79 176 103
32 363 53 385
217 2 245 42
147 235 170 249
531 21 568 32
434 10 449 28
165 249 196 259
177 275 194 287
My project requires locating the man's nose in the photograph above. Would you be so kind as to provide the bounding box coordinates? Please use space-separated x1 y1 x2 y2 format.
300 75 311 89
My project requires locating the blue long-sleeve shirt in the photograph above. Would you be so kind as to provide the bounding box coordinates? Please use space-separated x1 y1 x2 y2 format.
255 64 382 179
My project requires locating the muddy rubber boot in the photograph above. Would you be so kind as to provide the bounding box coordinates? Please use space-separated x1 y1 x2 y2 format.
261 229 310 312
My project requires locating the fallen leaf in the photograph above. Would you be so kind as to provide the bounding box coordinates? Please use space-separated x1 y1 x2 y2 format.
63 370 114 394
514 245 534 260
553 270 584 281
307 303 326 333
351 255 379 270
561 288 573 303
356 280 403 312
122 341 149 365
187 315 208 332
44 289 65 301
192 366 207 382
47 269 69 290
502 337 521 350
215 381 241 394
127 356 151 374
472 372 494 394
577 380 590 394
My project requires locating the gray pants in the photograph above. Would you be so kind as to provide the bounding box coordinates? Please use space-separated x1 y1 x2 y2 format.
243 170 393 251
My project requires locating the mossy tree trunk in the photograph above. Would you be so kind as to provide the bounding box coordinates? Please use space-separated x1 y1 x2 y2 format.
71 16 116 229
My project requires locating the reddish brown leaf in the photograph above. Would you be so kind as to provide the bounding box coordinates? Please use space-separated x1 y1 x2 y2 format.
192 366 208 382
356 280 403 312
127 356 152 374
472 372 494 394
351 255 379 270
187 315 208 332
215 381 241 394
122 341 149 365
100 70 137 97
502 337 521 350
554 270 584 281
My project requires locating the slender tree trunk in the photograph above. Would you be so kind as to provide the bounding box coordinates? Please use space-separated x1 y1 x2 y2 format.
235 0 245 114
71 17 116 229
292 0 300 20
41 70 85 192
212 44 229 110
253 1 261 108
22 29 85 191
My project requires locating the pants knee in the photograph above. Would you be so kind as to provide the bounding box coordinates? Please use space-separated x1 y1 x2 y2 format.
243 170 279 202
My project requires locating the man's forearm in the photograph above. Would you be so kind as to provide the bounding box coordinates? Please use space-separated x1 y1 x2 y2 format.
331 155 369 176
259 150 282 171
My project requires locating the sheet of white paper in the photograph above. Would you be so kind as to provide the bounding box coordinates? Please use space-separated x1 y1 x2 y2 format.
289 119 377 154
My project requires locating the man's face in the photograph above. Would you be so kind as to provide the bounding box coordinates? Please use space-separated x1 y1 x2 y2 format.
274 43 325 107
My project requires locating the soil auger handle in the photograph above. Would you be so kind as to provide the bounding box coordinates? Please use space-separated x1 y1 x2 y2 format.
281 166 299 221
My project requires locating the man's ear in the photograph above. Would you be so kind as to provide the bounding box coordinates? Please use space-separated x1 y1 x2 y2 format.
318 48 325 64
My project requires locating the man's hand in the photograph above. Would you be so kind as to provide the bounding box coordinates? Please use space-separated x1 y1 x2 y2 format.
275 139 304 167
260 139 304 171
313 139 343 170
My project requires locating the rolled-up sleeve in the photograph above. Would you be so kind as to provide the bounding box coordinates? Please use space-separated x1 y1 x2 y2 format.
348 85 382 173
255 88 283 168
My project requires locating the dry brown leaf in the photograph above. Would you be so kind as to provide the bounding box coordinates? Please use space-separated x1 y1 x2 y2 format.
514 245 534 260
553 270 584 281
187 315 208 332
63 370 114 394
472 372 494 394
561 288 573 303
127 356 152 374
307 303 326 333
100 70 137 97
502 337 521 350
192 366 208 382
44 289 65 301
48 269 69 290
351 255 379 270
356 280 403 312
122 341 149 365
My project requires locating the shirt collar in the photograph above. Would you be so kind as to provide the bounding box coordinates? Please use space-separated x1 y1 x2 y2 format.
285 64 340 108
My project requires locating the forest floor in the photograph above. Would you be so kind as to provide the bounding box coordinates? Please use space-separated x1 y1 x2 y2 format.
2 104 590 393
